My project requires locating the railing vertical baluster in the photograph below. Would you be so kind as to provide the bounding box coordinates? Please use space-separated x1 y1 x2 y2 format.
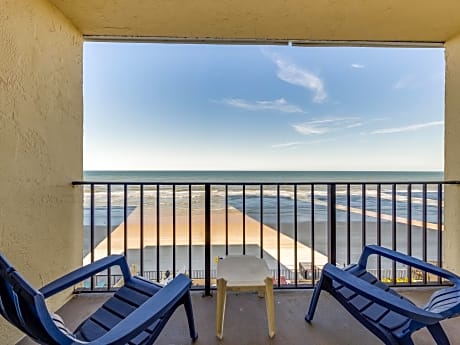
392 184 397 284
189 185 192 280
90 184 95 290
140 184 144 276
437 184 443 284
124 184 128 263
311 184 315 286
328 184 337 266
407 184 412 284
225 185 228 256
277 184 281 287
376 184 382 281
422 183 428 284
260 185 264 259
294 184 298 288
156 184 160 283
243 184 246 255
173 184 176 277
204 184 211 296
362 184 366 250
107 184 112 290
346 184 351 266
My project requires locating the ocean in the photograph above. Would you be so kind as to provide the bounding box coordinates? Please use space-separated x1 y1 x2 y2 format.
84 170 443 183
82 170 444 226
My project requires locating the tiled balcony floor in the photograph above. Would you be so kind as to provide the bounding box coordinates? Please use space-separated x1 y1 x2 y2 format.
18 288 460 345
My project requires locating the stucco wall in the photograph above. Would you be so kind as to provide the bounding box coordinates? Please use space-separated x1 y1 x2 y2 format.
48 0 460 43
444 32 460 274
0 0 83 342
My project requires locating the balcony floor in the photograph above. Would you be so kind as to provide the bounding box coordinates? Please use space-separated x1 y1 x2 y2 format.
18 288 460 345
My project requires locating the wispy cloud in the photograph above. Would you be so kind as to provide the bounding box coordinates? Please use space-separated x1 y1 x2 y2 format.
271 141 303 148
292 120 332 135
270 55 327 103
370 121 443 134
346 122 364 129
292 118 361 136
221 98 304 113
271 138 337 148
306 138 337 145
351 64 365 69
394 75 414 89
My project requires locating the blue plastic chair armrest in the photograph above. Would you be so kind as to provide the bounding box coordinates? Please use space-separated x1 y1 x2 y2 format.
358 245 460 283
87 274 191 345
323 264 443 324
40 255 131 298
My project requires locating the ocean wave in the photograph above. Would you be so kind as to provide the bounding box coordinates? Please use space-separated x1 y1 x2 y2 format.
83 185 442 209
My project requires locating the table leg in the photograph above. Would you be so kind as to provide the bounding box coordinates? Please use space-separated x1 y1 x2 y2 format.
264 277 275 338
216 278 227 340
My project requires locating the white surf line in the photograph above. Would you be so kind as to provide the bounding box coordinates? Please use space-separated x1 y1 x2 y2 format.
313 199 443 231
334 189 442 207
369 191 441 207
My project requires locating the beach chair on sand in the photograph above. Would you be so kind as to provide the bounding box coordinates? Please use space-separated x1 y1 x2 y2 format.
0 253 198 345
306 245 460 345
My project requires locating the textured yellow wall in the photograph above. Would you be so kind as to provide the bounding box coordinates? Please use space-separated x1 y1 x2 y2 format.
0 0 83 342
445 32 460 274
48 0 460 43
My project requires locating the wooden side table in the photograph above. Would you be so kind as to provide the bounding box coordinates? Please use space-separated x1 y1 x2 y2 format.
216 255 275 340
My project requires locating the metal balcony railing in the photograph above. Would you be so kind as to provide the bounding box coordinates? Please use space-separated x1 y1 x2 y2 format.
72 180 460 294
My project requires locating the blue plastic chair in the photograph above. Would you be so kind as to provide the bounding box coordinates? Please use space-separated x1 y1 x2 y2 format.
306 245 460 345
0 253 198 345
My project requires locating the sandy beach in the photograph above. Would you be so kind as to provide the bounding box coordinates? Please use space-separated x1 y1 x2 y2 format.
84 206 329 276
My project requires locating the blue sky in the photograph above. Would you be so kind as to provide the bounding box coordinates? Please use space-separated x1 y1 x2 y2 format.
83 43 444 171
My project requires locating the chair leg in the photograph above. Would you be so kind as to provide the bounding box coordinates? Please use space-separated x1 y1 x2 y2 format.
264 277 275 338
305 275 325 322
427 323 450 345
216 278 227 340
183 292 198 341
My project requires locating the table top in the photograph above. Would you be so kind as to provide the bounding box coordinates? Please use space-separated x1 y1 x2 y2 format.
216 255 271 287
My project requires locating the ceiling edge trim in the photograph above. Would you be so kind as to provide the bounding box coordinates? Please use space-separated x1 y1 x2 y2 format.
83 35 444 48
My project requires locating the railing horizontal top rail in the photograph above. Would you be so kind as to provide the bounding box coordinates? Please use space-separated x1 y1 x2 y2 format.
73 180 460 186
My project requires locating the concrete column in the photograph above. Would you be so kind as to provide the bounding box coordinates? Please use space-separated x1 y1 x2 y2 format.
0 0 83 342
444 32 460 274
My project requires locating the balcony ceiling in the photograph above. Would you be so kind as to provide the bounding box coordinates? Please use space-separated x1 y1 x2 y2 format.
48 0 460 44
